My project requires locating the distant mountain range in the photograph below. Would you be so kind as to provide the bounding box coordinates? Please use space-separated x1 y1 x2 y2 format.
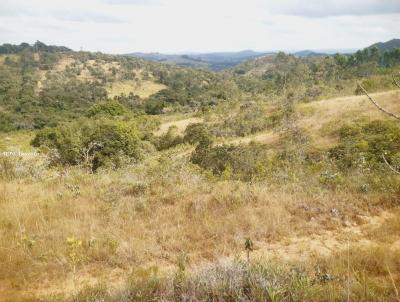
125 49 353 70
291 50 327 58
125 50 269 71
126 39 399 71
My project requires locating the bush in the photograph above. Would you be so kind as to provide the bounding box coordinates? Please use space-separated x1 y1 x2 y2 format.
354 76 395 95
151 126 183 151
31 118 144 171
0 112 14 132
86 100 127 117
191 141 269 181
330 120 400 170
211 103 278 137
183 123 210 145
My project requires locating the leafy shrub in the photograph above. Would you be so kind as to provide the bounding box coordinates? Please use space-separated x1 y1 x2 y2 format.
191 141 269 181
0 112 14 132
330 120 400 170
86 100 127 117
183 123 211 145
151 126 183 151
31 119 144 171
211 103 273 137
145 99 167 115
354 76 395 94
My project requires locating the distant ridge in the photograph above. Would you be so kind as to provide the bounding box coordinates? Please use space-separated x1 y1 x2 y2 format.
367 38 400 53
0 40 71 54
125 50 269 71
291 50 327 58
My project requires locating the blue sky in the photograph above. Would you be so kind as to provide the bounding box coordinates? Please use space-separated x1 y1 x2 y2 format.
0 0 399 53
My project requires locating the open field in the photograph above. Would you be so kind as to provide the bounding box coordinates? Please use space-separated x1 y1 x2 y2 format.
107 80 166 99
0 90 399 300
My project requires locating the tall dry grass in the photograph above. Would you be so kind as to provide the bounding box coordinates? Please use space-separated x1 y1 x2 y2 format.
0 148 397 300
1 90 400 300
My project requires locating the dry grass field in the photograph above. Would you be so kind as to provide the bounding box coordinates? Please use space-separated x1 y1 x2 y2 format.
107 80 166 99
0 91 399 301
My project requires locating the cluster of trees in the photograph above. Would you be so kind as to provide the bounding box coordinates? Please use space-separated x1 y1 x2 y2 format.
383 48 400 67
0 41 71 54
32 118 144 172
31 100 160 172
234 47 400 100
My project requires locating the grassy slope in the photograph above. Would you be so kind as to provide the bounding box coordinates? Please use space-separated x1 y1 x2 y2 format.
34 55 166 99
107 80 166 99
0 91 400 301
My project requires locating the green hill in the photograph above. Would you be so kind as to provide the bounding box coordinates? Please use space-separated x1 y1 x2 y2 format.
367 38 400 53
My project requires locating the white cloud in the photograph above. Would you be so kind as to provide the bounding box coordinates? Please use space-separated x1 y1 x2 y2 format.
0 0 399 53
267 0 400 18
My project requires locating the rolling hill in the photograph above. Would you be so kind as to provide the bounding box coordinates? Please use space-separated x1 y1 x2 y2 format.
367 38 400 53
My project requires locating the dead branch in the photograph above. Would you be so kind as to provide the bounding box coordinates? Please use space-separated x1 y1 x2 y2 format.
357 82 400 121
382 153 400 175
80 142 103 173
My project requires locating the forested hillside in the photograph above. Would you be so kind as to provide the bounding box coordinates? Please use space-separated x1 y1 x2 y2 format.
1 41 400 132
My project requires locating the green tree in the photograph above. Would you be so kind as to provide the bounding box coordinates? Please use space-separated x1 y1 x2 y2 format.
87 100 127 117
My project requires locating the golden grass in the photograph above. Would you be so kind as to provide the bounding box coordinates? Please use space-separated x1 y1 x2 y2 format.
0 54 18 65
53 57 76 72
218 90 400 150
107 80 166 99
298 90 400 148
0 153 396 300
0 131 35 152
154 117 203 136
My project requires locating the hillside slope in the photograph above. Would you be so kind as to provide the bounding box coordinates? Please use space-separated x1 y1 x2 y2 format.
367 38 400 53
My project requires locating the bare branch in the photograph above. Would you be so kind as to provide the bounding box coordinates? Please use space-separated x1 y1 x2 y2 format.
357 82 400 121
382 153 400 175
393 73 400 89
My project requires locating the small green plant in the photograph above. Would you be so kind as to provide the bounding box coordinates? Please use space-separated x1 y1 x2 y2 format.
173 252 189 299
245 237 254 264
66 236 83 274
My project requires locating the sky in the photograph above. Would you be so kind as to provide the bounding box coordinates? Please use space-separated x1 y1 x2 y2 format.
0 0 399 54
